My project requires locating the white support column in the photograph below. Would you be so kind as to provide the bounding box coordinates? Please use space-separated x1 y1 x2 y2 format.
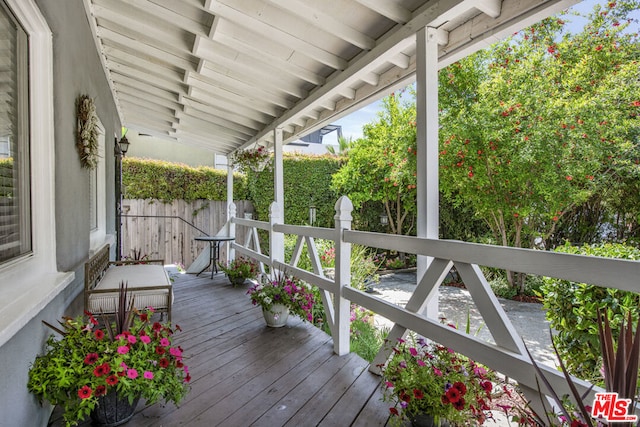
270 128 285 278
333 196 353 356
227 159 235 261
416 26 440 318
269 201 284 277
273 128 284 209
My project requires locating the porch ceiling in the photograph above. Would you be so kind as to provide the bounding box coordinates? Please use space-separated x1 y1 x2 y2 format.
83 0 578 155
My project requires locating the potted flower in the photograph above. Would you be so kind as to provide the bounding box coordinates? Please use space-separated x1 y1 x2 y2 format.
218 257 260 286
379 333 497 426
229 146 271 174
246 272 316 327
27 283 190 426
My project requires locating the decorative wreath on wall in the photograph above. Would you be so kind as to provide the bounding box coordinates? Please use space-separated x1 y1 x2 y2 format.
76 94 99 169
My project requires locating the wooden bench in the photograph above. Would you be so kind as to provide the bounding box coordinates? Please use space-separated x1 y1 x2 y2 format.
84 245 173 321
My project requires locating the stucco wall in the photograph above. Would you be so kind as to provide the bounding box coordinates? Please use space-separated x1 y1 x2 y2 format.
0 1 120 426
38 0 121 271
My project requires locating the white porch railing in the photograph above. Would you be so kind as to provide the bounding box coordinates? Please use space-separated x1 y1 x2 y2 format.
229 196 640 416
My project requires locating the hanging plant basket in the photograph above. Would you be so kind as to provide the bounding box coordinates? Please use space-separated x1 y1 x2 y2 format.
229 146 272 174
76 94 99 169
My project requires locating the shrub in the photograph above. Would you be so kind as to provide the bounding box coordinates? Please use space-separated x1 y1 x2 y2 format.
540 242 640 382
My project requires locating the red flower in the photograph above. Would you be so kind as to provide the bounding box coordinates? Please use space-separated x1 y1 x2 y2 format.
446 387 462 403
106 374 119 386
93 362 110 377
95 385 106 397
94 329 104 340
159 358 170 368
631 100 640 107
481 381 493 394
156 346 166 355
452 397 466 410
389 407 399 416
413 389 424 399
84 353 99 365
399 391 411 402
78 385 92 399
453 381 467 395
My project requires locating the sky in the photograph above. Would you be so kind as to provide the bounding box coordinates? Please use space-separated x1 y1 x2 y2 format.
323 0 639 145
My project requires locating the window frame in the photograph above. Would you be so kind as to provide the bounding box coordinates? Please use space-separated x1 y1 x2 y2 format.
0 0 74 348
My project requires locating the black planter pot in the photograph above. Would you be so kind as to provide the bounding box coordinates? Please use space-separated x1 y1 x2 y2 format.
410 413 450 427
90 391 140 427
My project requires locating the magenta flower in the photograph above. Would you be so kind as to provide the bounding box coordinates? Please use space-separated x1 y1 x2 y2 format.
160 337 170 347
127 335 137 344
117 345 129 354
127 368 138 379
143 371 154 379
140 335 151 344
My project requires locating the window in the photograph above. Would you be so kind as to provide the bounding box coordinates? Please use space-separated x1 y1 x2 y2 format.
0 2 30 265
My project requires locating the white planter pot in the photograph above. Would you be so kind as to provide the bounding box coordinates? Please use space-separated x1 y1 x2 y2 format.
262 303 289 327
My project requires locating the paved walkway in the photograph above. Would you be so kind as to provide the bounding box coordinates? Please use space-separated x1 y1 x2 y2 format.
370 270 556 367
370 271 557 426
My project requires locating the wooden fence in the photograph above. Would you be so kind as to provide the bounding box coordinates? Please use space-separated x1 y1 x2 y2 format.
121 199 252 268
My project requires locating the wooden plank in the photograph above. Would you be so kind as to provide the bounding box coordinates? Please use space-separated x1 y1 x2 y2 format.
50 271 387 427
320 368 386 426
283 352 368 426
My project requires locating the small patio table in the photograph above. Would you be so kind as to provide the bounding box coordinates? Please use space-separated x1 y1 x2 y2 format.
194 235 235 279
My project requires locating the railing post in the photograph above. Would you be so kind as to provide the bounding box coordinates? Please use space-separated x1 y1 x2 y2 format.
269 201 284 277
334 196 353 356
228 202 236 263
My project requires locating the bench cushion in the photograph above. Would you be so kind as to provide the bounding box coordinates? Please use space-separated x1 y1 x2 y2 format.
87 264 172 314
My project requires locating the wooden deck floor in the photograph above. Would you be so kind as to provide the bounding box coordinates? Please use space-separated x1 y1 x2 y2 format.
51 270 390 426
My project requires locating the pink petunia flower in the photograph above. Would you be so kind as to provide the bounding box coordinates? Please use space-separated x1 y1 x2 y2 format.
143 371 154 380
127 368 138 379
117 345 129 354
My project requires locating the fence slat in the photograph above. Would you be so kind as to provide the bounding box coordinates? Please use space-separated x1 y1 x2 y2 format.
122 199 250 267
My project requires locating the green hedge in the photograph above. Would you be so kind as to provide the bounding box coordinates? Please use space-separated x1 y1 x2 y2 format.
540 242 640 383
249 154 342 228
122 158 248 202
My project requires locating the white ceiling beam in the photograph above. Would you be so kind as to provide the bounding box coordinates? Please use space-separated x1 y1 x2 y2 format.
337 87 356 100
111 74 181 102
174 112 250 141
387 52 411 69
475 0 502 18
265 0 375 50
172 122 246 146
97 27 197 72
203 31 325 86
118 91 181 114
93 0 210 36
204 0 348 70
353 0 412 24
359 72 380 86
109 61 184 92
188 87 274 123
103 46 185 76
92 5 192 54
170 128 238 151
187 80 282 118
180 95 264 131
182 106 257 136
185 71 296 110
199 56 309 99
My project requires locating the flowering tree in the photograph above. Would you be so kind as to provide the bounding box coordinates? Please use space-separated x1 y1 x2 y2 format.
331 92 417 235
438 1 640 291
